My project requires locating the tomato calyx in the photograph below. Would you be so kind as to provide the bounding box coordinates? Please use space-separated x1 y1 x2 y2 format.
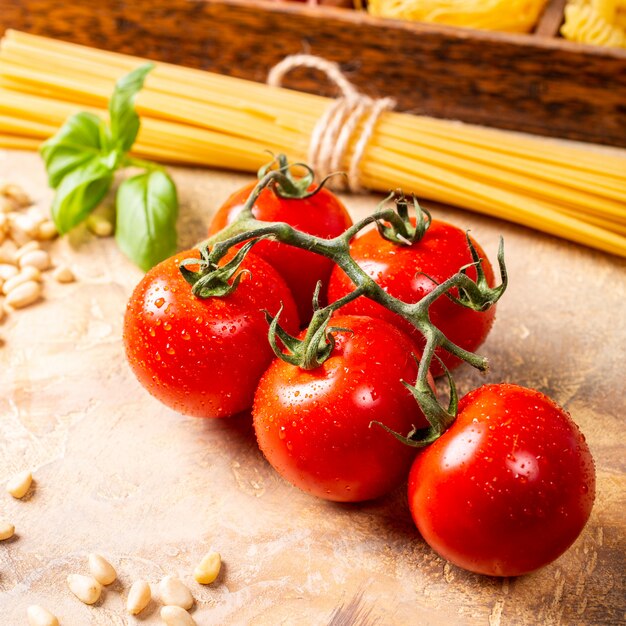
445 235 508 312
375 190 431 246
372 356 459 447
256 153 335 201
264 282 361 369
179 238 262 298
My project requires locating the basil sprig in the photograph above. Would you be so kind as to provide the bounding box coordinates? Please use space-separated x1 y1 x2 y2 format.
40 64 178 272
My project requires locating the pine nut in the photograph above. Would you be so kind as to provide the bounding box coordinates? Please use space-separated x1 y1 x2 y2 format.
0 521 15 540
0 304 5 323
15 241 41 261
27 605 59 626
0 213 6 231
0 263 18 281
19 249 51 272
52 265 75 283
193 551 221 585
3 268 41 295
67 574 102 605
86 213 114 237
6 470 32 498
5 280 42 309
1 183 31 208
0 241 18 264
0 197 15 213
88 553 117 585
9 212 39 239
37 220 58 241
158 576 194 610
127 580 151 615
160 606 197 626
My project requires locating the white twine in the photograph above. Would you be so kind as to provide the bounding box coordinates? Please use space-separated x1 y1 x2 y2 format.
267 54 396 192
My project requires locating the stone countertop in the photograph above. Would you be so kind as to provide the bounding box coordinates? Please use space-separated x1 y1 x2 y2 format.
0 150 624 625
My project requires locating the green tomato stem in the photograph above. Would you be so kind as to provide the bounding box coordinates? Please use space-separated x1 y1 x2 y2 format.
191 159 507 443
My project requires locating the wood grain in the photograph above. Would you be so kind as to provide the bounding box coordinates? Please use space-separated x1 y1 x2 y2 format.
534 0 567 37
0 150 624 624
1 0 626 147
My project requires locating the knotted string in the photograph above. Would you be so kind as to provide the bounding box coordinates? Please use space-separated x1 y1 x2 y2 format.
267 54 396 192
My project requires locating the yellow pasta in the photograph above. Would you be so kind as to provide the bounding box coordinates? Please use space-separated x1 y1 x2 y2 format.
0 30 625 257
562 0 626 47
367 0 549 33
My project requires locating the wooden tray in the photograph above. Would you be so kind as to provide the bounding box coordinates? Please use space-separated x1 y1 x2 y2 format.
2 0 626 147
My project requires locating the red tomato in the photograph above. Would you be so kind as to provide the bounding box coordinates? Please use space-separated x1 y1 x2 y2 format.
408 384 596 576
253 315 434 502
209 182 353 324
327 220 496 376
124 249 299 418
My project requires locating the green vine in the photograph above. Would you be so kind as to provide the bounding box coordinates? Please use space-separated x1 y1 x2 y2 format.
183 157 508 446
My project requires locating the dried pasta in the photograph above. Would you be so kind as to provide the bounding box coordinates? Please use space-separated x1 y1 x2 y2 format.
561 0 626 47
367 0 549 33
0 30 625 257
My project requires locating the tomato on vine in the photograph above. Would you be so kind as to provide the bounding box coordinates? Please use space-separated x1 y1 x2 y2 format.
124 243 299 418
327 197 497 377
407 383 596 576
253 314 435 502
208 156 353 324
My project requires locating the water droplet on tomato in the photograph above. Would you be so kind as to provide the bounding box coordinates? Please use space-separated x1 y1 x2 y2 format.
155 297 165 308
166 345 175 355
164 322 172 331
149 328 156 337
278 427 286 440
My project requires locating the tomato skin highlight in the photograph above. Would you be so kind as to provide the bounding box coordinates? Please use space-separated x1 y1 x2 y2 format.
408 383 596 577
327 220 496 376
253 315 434 502
209 182 353 324
123 249 299 418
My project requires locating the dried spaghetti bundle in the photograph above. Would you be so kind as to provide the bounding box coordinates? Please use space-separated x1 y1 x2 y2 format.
0 30 625 257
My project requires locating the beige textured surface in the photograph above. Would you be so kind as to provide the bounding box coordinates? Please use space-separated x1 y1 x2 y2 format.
0 150 624 625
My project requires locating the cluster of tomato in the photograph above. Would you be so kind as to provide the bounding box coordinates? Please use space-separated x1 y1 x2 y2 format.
123 171 595 578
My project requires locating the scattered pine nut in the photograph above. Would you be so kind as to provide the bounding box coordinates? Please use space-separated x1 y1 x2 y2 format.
87 213 114 237
158 575 194 610
0 304 5 323
0 263 19 282
67 574 102 605
0 241 18 265
0 521 15 540
27 605 59 626
19 249 51 272
193 551 221 585
36 220 57 241
5 280 42 309
88 553 117 585
160 605 197 626
6 469 32 498
1 183 31 208
127 580 152 615
52 265 75 284
3 267 42 295
15 241 41 261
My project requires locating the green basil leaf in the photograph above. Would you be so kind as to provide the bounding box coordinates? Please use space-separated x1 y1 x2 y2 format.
40 112 110 189
109 63 154 153
51 158 115 234
115 170 178 271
